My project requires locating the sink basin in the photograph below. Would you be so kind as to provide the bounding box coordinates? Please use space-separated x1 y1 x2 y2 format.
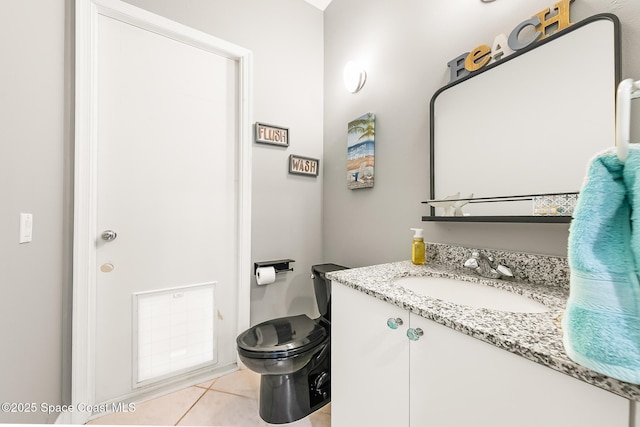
394 276 549 313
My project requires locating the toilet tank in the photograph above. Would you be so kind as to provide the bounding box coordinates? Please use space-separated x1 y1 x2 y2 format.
311 263 349 321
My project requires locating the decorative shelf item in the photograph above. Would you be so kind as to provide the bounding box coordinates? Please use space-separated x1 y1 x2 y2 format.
422 192 578 223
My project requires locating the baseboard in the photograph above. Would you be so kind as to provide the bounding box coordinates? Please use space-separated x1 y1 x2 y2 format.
55 410 72 424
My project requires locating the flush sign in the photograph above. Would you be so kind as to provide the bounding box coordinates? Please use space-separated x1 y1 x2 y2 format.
447 0 574 83
255 122 289 147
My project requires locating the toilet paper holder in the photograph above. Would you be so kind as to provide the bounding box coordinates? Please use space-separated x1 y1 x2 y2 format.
254 259 295 275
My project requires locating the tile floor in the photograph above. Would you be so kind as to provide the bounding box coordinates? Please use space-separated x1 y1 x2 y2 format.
87 369 331 427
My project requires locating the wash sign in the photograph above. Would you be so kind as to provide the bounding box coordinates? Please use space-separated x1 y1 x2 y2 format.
447 0 574 83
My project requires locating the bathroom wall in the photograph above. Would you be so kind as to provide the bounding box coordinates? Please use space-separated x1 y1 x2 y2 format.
1 0 322 423
323 0 640 267
0 1 70 423
121 0 325 324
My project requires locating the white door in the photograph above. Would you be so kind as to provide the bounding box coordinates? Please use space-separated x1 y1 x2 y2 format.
73 0 252 412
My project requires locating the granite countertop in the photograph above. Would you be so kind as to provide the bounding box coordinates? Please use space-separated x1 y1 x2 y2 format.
327 260 640 402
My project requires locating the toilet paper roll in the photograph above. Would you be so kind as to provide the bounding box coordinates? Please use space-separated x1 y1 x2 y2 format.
256 266 276 285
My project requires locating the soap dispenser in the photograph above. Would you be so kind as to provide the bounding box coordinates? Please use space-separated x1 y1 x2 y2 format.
410 228 425 265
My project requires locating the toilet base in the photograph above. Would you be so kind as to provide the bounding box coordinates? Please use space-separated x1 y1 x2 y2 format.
258 345 330 424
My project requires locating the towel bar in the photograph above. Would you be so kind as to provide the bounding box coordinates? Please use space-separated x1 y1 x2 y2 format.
616 78 640 162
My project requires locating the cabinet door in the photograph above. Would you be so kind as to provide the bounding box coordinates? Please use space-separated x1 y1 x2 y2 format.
409 314 629 427
331 282 410 427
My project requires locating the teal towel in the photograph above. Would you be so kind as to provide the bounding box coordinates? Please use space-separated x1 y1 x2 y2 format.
563 146 640 384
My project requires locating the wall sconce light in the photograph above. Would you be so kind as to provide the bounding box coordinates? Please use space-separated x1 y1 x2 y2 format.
343 61 367 93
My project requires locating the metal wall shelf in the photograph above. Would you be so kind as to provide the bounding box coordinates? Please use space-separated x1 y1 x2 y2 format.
421 215 571 223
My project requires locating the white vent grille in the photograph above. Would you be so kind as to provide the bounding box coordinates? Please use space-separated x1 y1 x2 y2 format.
133 282 216 386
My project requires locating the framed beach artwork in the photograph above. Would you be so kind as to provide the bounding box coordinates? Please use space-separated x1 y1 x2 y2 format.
347 113 375 189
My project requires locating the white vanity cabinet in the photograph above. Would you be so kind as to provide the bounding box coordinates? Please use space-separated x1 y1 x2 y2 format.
332 281 631 427
331 281 409 426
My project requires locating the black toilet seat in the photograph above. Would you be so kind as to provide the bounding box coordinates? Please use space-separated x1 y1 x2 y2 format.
236 314 328 360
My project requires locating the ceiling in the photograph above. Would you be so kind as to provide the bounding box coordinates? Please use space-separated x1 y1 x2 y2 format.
303 0 333 11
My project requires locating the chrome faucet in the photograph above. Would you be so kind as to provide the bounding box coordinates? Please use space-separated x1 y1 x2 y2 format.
464 251 513 280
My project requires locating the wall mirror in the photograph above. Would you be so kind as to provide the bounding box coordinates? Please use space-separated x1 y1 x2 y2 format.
425 14 620 223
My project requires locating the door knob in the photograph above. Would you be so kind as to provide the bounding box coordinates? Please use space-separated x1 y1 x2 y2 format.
101 230 117 242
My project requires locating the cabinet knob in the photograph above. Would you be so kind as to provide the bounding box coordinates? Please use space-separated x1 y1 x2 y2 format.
386 318 404 330
407 328 424 341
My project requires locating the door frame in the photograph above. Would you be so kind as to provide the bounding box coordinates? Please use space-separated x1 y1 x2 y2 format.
72 0 252 423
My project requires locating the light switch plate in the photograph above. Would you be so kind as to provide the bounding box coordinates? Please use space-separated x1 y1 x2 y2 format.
19 213 33 243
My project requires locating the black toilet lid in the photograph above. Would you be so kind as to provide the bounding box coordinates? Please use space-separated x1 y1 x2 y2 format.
236 314 327 358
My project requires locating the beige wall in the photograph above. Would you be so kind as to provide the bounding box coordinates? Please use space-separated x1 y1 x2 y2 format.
323 0 640 268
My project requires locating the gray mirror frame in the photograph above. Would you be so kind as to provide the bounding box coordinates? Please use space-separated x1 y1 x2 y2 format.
425 13 621 223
